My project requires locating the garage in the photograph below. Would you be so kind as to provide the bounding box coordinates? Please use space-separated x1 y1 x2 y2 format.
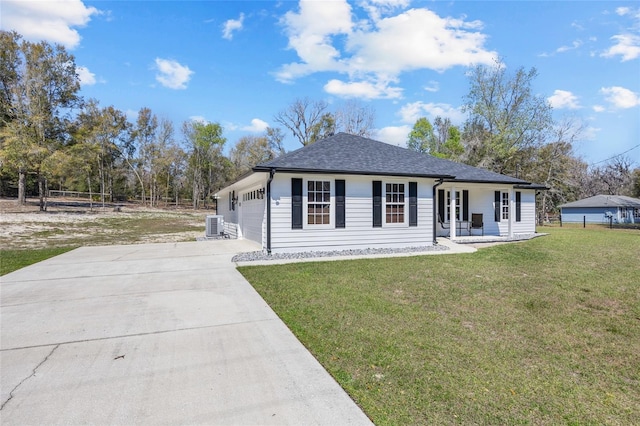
240 187 265 244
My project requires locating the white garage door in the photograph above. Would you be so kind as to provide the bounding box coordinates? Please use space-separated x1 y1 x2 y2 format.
240 197 265 244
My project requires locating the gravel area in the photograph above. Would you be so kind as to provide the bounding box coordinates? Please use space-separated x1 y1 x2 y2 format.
232 244 449 263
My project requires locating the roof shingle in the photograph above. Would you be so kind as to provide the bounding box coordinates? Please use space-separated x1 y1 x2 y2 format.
254 133 531 185
559 195 640 208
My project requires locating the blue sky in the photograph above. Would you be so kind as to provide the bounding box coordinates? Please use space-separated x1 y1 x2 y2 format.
2 0 639 165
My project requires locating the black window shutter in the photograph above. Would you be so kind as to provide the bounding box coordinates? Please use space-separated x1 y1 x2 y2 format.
494 191 501 222
373 181 382 227
292 178 303 229
462 190 469 221
438 189 445 222
409 182 418 226
516 191 522 222
335 179 345 228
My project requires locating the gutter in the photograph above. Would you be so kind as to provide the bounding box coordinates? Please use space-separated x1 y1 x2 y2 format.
266 168 275 254
432 178 444 245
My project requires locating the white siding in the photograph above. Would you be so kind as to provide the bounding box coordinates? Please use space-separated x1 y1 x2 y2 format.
513 190 537 234
215 173 267 244
269 174 434 253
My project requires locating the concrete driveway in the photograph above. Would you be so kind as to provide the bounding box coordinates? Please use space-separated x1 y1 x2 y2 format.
0 240 372 425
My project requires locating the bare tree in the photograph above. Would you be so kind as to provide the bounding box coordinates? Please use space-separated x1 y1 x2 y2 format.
273 97 330 146
335 100 375 137
265 127 286 156
593 157 634 196
230 135 274 178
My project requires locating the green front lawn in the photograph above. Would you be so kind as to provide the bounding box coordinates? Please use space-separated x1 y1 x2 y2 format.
1 247 75 276
240 227 640 425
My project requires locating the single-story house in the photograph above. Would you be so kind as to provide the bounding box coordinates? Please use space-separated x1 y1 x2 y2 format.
559 195 640 224
215 133 545 253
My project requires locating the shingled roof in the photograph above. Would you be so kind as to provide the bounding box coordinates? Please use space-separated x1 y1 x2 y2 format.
559 195 640 209
254 133 532 185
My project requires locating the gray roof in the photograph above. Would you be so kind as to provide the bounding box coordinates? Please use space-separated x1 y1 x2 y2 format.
254 133 531 185
560 195 640 209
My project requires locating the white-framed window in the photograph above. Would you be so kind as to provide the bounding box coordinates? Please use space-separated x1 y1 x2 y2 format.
385 183 406 224
307 180 331 225
447 191 461 221
501 192 509 220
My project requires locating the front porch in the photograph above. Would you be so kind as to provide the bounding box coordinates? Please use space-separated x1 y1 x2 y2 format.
436 183 537 240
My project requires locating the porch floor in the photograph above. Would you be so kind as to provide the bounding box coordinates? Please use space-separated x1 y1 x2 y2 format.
445 233 547 244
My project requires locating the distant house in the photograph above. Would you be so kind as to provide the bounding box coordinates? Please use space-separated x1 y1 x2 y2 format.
559 195 640 224
215 133 545 253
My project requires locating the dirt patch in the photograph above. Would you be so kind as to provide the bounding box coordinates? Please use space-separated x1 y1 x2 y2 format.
1 198 211 250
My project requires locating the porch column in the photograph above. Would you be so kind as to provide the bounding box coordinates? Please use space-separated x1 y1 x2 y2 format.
450 186 457 241
508 188 514 238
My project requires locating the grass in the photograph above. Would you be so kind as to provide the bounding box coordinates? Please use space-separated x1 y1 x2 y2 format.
239 227 640 425
1 246 75 276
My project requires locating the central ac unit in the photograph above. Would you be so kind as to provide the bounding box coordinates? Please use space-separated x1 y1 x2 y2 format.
205 215 224 238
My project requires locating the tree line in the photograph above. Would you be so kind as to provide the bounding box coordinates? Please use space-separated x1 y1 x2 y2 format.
404 60 639 220
1 31 638 216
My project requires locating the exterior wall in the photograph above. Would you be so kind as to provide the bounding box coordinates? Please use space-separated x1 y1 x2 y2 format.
514 190 537 233
269 173 434 253
216 175 267 245
561 207 619 224
217 189 238 225
436 185 537 237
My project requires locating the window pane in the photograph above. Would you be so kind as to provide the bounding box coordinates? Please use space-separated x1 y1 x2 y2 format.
323 192 330 202
323 181 330 191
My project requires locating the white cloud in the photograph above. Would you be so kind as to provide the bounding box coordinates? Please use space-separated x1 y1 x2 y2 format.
189 116 209 124
374 125 411 147
222 13 245 40
398 101 466 124
424 81 439 92
324 78 402 99
556 39 583 53
76 66 96 86
548 90 581 109
600 86 640 109
582 126 601 141
360 0 410 22
346 8 496 75
616 7 631 16
592 105 605 112
601 34 640 61
276 2 496 100
1 0 100 49
241 118 269 132
602 7 640 61
276 0 353 81
154 58 194 90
